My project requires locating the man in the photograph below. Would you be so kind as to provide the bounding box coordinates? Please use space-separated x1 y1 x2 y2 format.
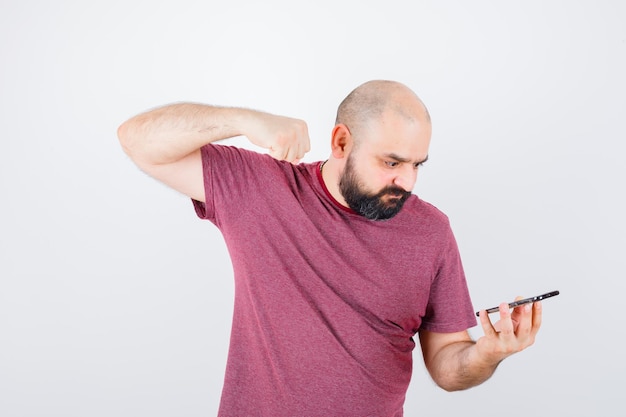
118 80 542 416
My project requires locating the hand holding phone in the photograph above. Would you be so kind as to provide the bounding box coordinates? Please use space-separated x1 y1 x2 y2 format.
476 290 559 317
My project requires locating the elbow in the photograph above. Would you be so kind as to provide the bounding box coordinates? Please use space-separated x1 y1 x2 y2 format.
427 365 493 392
117 120 135 157
117 119 150 163
428 371 465 392
434 379 470 392
116 117 168 165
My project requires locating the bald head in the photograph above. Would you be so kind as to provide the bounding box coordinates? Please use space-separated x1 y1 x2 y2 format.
335 80 430 141
323 81 432 212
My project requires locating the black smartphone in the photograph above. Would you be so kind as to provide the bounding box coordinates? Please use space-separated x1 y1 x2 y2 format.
476 290 560 317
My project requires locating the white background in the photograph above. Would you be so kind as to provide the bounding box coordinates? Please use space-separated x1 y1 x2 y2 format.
1 1 624 416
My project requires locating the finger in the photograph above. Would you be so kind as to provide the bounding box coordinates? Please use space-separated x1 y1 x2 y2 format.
297 121 312 154
496 302 515 337
532 300 543 334
510 295 524 318
303 133 311 154
493 319 502 333
284 144 301 163
283 135 307 163
513 301 534 340
510 295 527 330
478 310 498 337
269 146 288 161
294 135 310 161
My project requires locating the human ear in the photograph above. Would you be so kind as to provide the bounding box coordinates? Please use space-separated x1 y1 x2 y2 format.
330 124 352 159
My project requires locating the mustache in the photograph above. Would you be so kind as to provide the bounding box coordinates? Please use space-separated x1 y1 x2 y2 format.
376 186 411 199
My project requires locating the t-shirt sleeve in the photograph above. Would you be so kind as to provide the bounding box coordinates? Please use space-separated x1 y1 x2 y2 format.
192 144 217 222
192 144 263 224
191 143 288 226
420 225 477 333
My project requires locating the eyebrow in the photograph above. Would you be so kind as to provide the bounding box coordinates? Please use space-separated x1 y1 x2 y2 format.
384 153 429 164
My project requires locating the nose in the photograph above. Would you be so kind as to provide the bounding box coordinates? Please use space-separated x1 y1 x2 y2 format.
392 167 418 192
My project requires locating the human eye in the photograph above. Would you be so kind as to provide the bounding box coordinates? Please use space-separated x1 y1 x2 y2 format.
385 161 399 168
414 158 428 169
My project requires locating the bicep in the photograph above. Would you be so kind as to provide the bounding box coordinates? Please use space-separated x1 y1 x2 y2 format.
133 149 206 203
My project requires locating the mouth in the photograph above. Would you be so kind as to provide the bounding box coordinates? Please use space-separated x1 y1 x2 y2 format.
381 193 405 207
384 192 404 200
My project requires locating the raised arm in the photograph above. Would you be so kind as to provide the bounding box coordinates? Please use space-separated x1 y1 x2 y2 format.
117 103 311 202
418 299 542 391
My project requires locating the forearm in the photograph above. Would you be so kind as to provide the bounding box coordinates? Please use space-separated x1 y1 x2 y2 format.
427 340 502 391
421 301 542 392
117 103 253 165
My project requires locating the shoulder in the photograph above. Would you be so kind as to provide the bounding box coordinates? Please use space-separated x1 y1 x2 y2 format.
401 195 451 229
388 195 458 250
202 143 289 177
203 144 320 190
203 143 272 165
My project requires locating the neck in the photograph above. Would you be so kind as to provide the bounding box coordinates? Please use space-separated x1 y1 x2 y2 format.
320 158 349 208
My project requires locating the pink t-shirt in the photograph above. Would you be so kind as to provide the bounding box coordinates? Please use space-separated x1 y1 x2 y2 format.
193 144 476 416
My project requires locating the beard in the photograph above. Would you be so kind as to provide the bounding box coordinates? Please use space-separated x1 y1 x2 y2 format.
339 155 411 221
